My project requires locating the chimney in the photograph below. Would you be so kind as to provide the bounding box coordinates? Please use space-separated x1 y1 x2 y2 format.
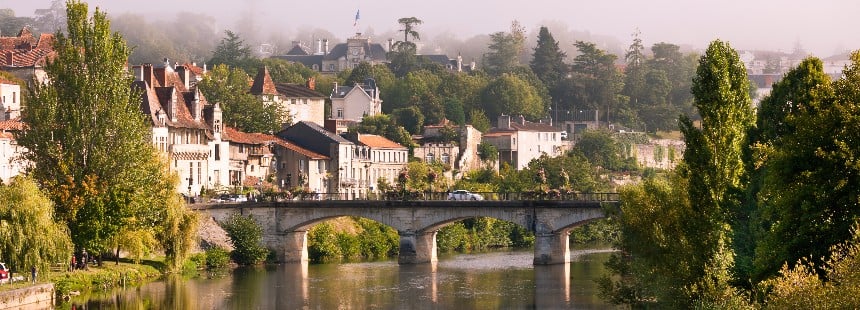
306 77 316 90
143 63 154 86
5 51 12 67
176 65 189 89
516 115 525 125
498 115 511 130
317 39 322 55
192 89 201 121
324 39 329 55
163 58 173 71
133 65 143 82
457 53 463 72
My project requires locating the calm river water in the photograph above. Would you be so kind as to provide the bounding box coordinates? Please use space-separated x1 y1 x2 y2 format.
70 248 617 309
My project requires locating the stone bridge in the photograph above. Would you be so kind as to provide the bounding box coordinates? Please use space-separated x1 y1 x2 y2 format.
195 200 613 265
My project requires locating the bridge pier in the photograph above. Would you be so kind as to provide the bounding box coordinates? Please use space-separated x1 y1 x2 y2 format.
533 232 570 265
275 231 309 263
398 231 437 264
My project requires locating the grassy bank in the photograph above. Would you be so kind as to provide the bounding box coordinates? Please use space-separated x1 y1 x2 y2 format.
35 259 164 300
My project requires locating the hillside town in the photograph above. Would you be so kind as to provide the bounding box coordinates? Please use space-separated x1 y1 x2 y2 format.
0 26 692 198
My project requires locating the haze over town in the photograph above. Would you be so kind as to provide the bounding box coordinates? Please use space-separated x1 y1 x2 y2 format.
6 0 860 58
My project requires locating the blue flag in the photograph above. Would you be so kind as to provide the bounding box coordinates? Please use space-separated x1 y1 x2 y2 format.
354 10 360 26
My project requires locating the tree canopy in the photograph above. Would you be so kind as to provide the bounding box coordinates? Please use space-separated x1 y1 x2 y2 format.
198 64 289 133
16 1 194 265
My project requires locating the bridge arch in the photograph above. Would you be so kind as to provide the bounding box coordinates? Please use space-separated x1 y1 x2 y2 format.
198 200 610 265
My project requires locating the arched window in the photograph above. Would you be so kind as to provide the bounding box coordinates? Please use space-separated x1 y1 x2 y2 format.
441 153 450 164
425 152 435 163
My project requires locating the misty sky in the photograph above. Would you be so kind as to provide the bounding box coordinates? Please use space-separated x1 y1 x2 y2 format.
7 0 860 57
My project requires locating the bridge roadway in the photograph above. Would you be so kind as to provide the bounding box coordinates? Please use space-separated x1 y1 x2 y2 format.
193 198 617 265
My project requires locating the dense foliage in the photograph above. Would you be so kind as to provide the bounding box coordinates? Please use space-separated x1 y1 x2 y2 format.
0 177 73 275
17 2 196 270
220 213 269 266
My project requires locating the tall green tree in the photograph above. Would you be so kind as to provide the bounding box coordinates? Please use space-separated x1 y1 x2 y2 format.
601 40 755 308
209 30 256 73
17 0 172 256
480 73 544 120
679 39 754 301
752 56 860 283
569 41 624 123
392 106 425 134
398 17 423 43
483 21 526 76
198 64 289 133
530 26 567 92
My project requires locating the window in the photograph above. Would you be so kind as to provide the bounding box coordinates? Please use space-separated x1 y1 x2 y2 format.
214 144 220 160
12 92 15 103
239 144 245 153
312 64 319 70
329 64 335 71
441 153 450 164
425 153 435 163
250 165 255 172
337 109 343 118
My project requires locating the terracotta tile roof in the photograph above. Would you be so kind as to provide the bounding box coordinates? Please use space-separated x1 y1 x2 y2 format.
181 63 205 76
0 77 18 85
0 49 54 67
0 28 35 50
36 33 55 49
135 64 210 130
0 119 24 131
0 131 12 139
0 28 55 68
357 134 405 149
223 127 269 144
250 66 277 95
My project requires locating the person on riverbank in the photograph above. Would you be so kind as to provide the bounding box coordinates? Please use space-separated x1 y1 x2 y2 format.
30 266 36 283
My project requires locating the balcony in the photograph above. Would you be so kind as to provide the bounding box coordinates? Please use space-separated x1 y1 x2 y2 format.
170 143 210 160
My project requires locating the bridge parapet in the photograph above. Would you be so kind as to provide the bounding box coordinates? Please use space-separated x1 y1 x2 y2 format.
196 199 614 265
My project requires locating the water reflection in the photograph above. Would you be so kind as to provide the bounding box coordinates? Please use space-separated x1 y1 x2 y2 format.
72 249 617 309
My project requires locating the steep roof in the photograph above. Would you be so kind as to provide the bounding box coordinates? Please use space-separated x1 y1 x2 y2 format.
134 64 210 130
0 119 24 131
277 121 352 157
223 126 278 145
509 121 558 132
272 137 329 160
0 49 54 67
285 45 311 56
250 66 278 95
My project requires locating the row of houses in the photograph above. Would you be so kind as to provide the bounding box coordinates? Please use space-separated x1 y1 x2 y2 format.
0 27 682 196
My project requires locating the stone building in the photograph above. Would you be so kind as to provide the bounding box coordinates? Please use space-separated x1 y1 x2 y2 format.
250 66 326 126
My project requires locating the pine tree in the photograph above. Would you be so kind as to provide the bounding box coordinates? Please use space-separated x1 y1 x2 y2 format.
529 26 566 91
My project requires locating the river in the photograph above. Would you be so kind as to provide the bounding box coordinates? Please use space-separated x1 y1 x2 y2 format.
69 248 618 309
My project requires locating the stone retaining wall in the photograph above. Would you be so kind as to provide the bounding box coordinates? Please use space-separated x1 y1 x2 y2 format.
0 283 54 309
